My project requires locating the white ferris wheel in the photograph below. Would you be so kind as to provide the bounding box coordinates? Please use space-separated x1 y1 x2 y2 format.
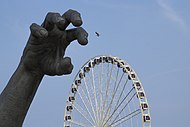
64 55 151 127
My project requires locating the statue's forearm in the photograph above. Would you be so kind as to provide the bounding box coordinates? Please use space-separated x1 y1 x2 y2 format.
0 10 87 127
0 62 44 127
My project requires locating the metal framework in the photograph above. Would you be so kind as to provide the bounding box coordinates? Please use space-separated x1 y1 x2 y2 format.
64 55 151 127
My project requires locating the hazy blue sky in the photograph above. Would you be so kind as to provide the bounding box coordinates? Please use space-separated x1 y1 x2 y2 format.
0 0 190 127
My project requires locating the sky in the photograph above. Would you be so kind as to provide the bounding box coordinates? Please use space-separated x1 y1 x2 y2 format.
0 0 190 127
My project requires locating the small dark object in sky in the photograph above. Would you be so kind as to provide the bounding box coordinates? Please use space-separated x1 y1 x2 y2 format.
95 32 100 37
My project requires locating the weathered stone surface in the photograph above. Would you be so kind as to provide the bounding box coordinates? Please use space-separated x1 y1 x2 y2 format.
0 10 88 127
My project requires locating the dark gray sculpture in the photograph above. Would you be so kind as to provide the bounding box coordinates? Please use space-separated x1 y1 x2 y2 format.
0 10 88 127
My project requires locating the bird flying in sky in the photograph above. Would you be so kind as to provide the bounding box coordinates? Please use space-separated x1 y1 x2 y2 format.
95 32 100 37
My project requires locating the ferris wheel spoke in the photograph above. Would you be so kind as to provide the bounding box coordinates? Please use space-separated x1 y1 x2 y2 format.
127 98 133 127
103 87 136 126
91 67 100 124
115 77 129 110
102 70 124 124
83 77 98 125
111 109 141 127
68 101 95 126
69 120 90 127
99 63 104 122
131 93 139 127
110 91 137 125
109 71 126 109
105 67 121 123
104 63 113 106
113 67 120 92
77 85 96 124
118 113 124 127
102 64 114 120
108 70 128 122
113 86 135 113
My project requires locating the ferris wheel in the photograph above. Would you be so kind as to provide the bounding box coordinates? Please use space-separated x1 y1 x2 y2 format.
64 55 151 127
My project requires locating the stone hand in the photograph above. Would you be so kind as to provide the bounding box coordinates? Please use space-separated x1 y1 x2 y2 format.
22 10 88 76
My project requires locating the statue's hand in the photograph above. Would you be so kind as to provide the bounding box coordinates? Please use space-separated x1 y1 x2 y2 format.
22 10 88 76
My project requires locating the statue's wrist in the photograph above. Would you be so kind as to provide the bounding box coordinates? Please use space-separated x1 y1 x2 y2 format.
19 60 44 77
